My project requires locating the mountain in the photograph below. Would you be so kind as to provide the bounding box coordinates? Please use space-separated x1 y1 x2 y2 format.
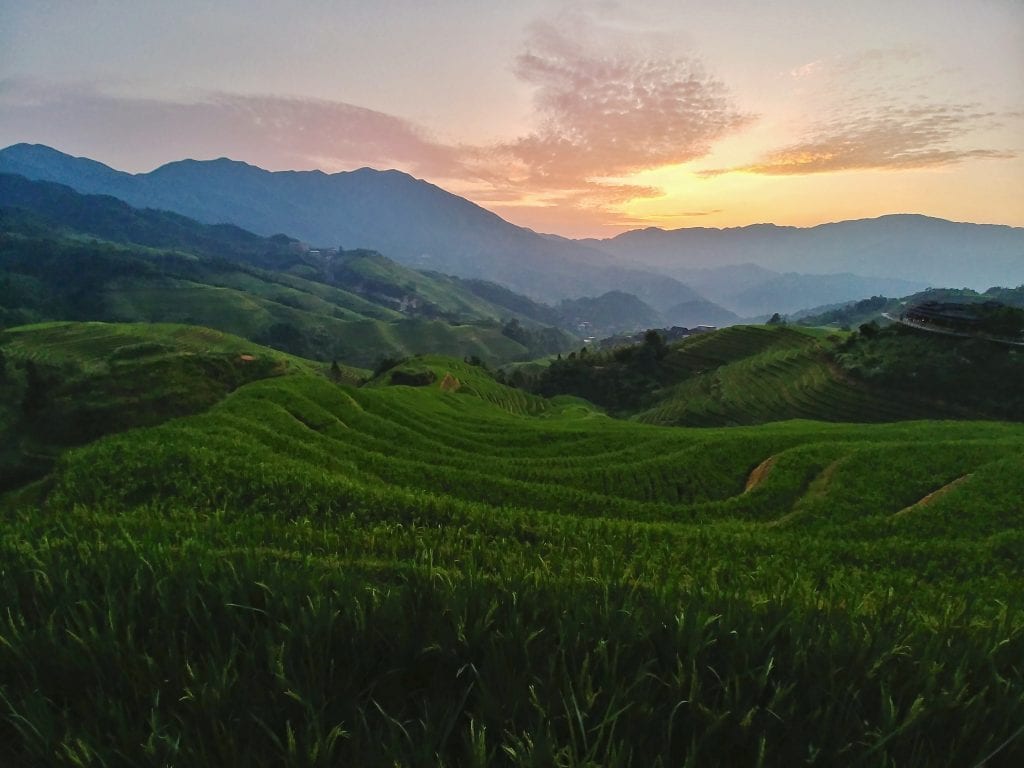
555 290 664 338
666 263 779 301
0 171 308 270
556 264 907 327
588 216 1024 292
723 272 927 317
0 175 580 365
661 298 741 328
9 144 1013 318
0 144 700 306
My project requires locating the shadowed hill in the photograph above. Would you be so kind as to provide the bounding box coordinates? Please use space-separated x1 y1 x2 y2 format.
0 229 564 366
0 173 580 332
526 324 1023 425
631 327 944 426
797 286 1024 329
0 321 342 491
0 171 304 270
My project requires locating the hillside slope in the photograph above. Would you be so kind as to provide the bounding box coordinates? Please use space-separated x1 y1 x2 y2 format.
0 321 339 491
0 179 583 365
0 144 701 305
528 324 1022 425
0 172 583 332
797 286 1024 329
0 230 567 367
2 357 1021 765
632 326 952 426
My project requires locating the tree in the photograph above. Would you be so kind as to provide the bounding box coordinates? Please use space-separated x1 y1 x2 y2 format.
329 360 343 382
767 313 785 326
373 356 406 378
858 320 880 339
643 329 668 359
502 318 532 348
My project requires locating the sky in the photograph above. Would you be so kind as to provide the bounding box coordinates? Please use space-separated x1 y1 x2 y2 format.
1 0 1022 237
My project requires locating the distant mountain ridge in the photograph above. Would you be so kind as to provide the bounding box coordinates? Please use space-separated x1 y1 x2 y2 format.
0 143 699 306
587 216 1024 291
661 264 925 317
3 143 1018 317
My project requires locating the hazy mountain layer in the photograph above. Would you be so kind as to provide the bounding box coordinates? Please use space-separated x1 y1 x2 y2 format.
588 217 1024 291
4 144 1016 320
0 144 699 306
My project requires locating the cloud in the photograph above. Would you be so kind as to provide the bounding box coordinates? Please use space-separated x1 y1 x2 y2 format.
494 17 752 189
0 80 462 177
0 10 753 228
705 50 1016 176
789 60 824 80
704 104 1013 176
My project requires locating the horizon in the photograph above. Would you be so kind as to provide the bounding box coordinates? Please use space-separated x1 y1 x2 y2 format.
2 0 1022 238
6 140 1022 238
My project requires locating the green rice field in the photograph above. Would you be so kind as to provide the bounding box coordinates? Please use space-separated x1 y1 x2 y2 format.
1 329 1022 766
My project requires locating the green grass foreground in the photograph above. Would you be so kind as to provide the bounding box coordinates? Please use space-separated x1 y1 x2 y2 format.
2 358 1023 765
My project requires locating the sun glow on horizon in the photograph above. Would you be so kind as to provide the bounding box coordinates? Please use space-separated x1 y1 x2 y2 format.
3 0 1021 239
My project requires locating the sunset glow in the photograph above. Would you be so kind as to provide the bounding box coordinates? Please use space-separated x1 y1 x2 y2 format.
2 0 1021 236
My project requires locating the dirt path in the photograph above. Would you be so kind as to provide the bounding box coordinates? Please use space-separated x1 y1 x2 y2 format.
764 457 846 528
894 474 974 517
744 456 778 492
882 314 1024 347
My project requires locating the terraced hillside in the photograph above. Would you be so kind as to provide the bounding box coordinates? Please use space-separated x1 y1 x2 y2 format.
0 321 347 491
634 325 961 426
0 321 330 374
2 347 1022 766
797 286 1024 329
528 324 973 424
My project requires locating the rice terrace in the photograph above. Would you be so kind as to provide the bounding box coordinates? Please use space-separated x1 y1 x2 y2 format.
2 1 1024 766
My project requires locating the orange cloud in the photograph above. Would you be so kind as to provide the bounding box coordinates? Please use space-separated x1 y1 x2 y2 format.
495 20 752 189
0 79 463 178
2 6 758 230
704 50 1017 177
706 104 1014 176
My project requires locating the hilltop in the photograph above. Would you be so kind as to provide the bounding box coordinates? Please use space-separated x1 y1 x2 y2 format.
0 321 339 491
525 323 1024 424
